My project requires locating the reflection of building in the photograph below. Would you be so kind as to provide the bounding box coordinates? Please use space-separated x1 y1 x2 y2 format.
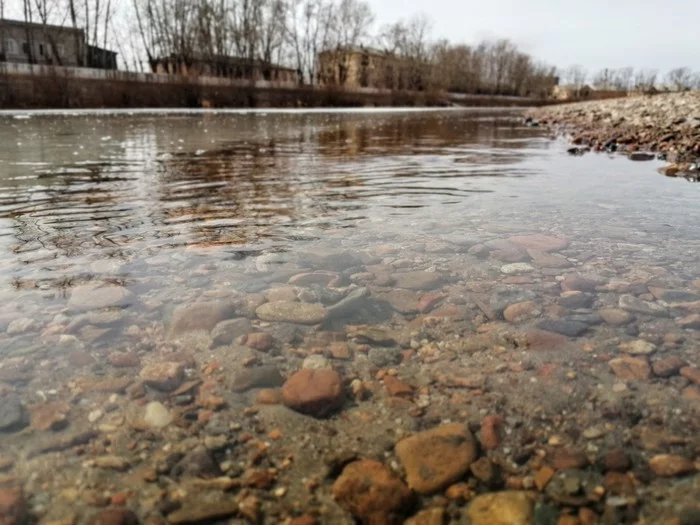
552 84 625 101
318 46 428 91
0 18 117 69
151 54 299 84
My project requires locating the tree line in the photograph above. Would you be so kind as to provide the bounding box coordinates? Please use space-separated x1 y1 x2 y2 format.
562 65 700 94
1 0 698 96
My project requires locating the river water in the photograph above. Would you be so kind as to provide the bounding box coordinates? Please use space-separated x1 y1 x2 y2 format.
0 109 698 524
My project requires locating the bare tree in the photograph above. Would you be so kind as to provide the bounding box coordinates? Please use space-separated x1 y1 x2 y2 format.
666 67 693 91
633 68 657 93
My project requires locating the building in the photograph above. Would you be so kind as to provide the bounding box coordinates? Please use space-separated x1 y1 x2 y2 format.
151 54 299 84
0 18 117 69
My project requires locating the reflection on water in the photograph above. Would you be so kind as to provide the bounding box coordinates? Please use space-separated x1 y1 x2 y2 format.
0 109 699 524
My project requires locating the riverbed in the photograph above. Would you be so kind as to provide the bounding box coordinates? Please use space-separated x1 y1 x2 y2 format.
0 109 698 524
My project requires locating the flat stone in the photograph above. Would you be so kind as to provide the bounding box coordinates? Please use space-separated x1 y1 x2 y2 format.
652 356 686 378
508 234 569 253
246 332 273 351
332 459 413 525
281 369 344 418
143 401 172 429
485 239 528 262
68 283 133 311
29 401 70 431
288 271 339 287
678 314 700 329
167 501 240 525
107 352 140 368
500 263 535 275
232 366 285 392
368 347 402 368
0 487 28 525
94 456 130 471
537 319 588 337
478 288 537 320
680 367 700 385
6 318 36 335
169 301 236 336
326 287 371 319
139 362 185 392
518 329 569 351
528 250 572 268
561 276 599 293
559 292 594 309
210 318 252 347
648 454 695 477
265 286 299 302
382 289 420 314
648 287 700 304
599 309 634 326
0 395 26 433
619 340 656 355
503 301 541 323
395 423 477 494
466 491 536 525
394 271 444 291
609 357 651 380
618 295 667 317
256 301 328 325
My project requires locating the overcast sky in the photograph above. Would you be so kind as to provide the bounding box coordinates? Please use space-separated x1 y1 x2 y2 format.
372 0 699 74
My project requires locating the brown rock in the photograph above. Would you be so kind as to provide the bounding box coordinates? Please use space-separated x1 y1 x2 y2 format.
139 362 184 392
578 508 598 525
169 301 235 336
382 289 420 314
648 454 695 477
551 449 588 470
256 301 328 325
509 235 569 253
470 457 496 483
255 389 282 405
561 277 598 293
519 329 569 351
534 466 555 491
418 293 447 314
609 356 651 380
678 314 700 329
246 332 273 351
404 508 445 525
287 516 318 525
0 487 27 525
29 402 70 431
332 459 413 525
394 271 444 291
329 343 352 360
466 491 536 525
395 423 477 494
107 352 140 368
281 369 344 417
602 449 632 472
599 308 634 326
651 356 686 378
383 376 413 398
680 366 700 385
480 415 504 450
503 301 541 323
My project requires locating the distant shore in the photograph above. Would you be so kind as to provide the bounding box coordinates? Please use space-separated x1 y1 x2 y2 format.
531 92 700 173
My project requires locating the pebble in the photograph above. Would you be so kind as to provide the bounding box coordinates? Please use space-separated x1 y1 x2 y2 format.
246 332 273 351
231 366 284 392
139 362 184 392
0 487 27 525
68 283 133 311
256 301 328 325
393 271 444 291
281 369 344 417
107 352 140 368
143 401 172 428
503 301 541 322
599 308 634 326
404 508 445 525
603 449 632 472
618 295 667 317
619 340 656 355
395 423 477 494
0 395 25 433
302 355 332 370
561 276 598 293
210 318 252 347
651 356 686 377
93 456 130 471
680 367 700 385
6 318 36 335
169 301 236 336
480 415 504 450
648 455 695 477
466 491 535 525
537 319 588 337
500 263 535 275
609 356 651 380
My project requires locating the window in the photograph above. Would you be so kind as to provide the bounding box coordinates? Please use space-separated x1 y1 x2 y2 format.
56 44 65 57
3 39 18 55
22 42 30 55
39 43 45 56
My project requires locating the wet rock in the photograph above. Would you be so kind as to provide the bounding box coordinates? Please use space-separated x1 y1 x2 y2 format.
107 352 140 368
352 327 396 346
503 301 541 323
143 401 173 429
404 508 445 525
169 301 236 336
29 401 70 431
68 283 134 311
0 395 26 433
246 332 273 351
288 271 339 287
6 318 36 335
167 501 241 525
256 301 328 325
94 456 130 471
485 239 528 263
648 287 700 304
332 459 414 525
599 309 634 326
528 250 571 268
300 248 362 271
266 286 298 302
368 347 402 368
537 319 588 337
480 288 537 320
383 376 413 398
418 293 447 313
302 354 332 370
629 151 655 161
603 449 632 472
465 491 535 525
210 318 252 347
508 234 569 253
172 446 221 479
680 366 700 385
281 369 344 417
139 362 184 392
382 289 420 314
619 340 656 356
88 508 139 525
559 292 594 309
480 415 504 450
678 314 700 329
327 287 371 319
648 455 695 477
395 423 477 494
618 295 667 317
0 487 27 525
551 449 588 470
651 356 686 378
232 366 284 392
394 271 444 291
609 356 651 380
500 263 535 275
561 276 598 293
518 329 569 351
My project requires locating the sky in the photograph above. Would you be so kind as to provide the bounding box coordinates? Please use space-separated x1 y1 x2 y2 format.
370 0 700 74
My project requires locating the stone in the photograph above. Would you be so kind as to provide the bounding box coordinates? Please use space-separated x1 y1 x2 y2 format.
169 302 236 336
536 319 588 337
395 423 477 494
561 277 598 293
508 235 569 253
518 329 569 351
329 342 352 360
88 509 139 525
678 314 700 329
246 332 273 351
167 502 240 525
29 401 70 431
609 357 651 380
404 508 445 525
382 289 420 314
281 369 344 417
139 362 184 392
599 309 634 326
528 250 571 268
300 249 362 271
68 283 133 311
618 295 667 317
232 366 284 392
332 459 413 525
652 356 686 377
288 271 339 287
0 395 25 433
6 318 36 335
503 301 541 323
266 286 299 302
485 239 528 262
648 287 700 304
648 455 695 477
255 389 282 405
172 446 220 478
618 340 656 355
383 376 413 398
107 352 140 368
210 318 252 347
500 263 535 275
535 467 555 491
0 487 27 525
559 292 594 310
326 287 371 319
94 456 130 471
466 491 535 525
480 415 504 450
143 402 172 429
629 151 655 161
256 301 328 325
680 367 700 385
302 355 332 370
603 449 631 472
550 449 588 470
394 271 444 291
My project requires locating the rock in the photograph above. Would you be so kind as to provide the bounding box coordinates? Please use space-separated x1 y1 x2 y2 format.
651 356 686 378
500 263 535 275
394 271 444 291
618 340 656 355
302 354 332 370
618 295 667 317
599 309 634 326
485 239 528 262
404 508 445 525
94 456 130 471
6 318 36 335
518 329 569 351
172 446 220 478
107 352 140 368
559 292 594 309
88 509 139 525
246 332 273 351
528 250 571 268
139 362 184 392
143 402 172 429
0 395 26 433
68 283 133 311
167 501 240 525
534 467 555 491
382 289 420 314
326 287 371 319
508 235 569 253
480 415 504 450
266 286 299 302
368 347 402 368
609 357 651 380
561 277 598 293
210 318 252 347
281 369 344 417
503 301 541 323
29 401 70 431
680 367 700 385
0 487 27 525
169 301 236 336
648 288 700 304
466 491 535 525
383 376 413 398
332 459 413 525
418 293 447 314
352 327 396 346
648 455 695 477
232 366 284 392
603 449 632 472
550 448 588 470
288 271 339 287
395 423 477 494
678 314 700 329
536 319 588 337
300 248 362 271
629 151 655 161
482 288 537 319
256 301 328 325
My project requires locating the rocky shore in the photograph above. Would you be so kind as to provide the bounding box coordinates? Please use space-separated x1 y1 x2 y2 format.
531 92 700 175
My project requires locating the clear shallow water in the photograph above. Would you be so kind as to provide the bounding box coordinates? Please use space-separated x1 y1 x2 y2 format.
0 109 699 524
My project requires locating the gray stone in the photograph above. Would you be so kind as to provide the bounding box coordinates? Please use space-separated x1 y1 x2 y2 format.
300 248 363 271
648 288 700 304
169 301 237 336
0 394 26 432
368 347 402 368
479 288 537 319
559 293 594 309
327 287 371 319
68 283 134 311
232 366 285 392
172 446 221 479
210 318 252 347
619 295 668 317
537 319 588 337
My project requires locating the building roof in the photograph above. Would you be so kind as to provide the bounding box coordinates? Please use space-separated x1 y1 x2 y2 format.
0 18 84 34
